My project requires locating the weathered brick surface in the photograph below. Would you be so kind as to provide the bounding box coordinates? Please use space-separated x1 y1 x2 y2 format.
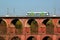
0 17 60 40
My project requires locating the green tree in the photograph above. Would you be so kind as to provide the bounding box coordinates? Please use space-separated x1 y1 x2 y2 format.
1 21 6 26
30 21 38 34
15 20 22 29
15 20 22 34
46 19 54 34
46 19 53 25
0 20 7 35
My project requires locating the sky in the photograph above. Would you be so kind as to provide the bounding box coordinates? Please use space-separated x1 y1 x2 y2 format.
0 0 60 16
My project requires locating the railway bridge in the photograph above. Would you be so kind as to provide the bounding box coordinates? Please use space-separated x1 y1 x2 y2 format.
0 17 60 40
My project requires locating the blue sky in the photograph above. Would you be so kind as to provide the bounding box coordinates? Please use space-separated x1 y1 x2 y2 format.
0 0 60 16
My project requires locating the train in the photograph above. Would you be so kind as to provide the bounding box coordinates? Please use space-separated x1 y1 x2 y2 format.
26 12 50 17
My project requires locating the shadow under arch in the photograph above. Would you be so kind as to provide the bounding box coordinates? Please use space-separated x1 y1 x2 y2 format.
58 38 60 40
42 18 54 34
27 36 36 40
11 36 21 40
42 18 50 25
11 18 23 34
27 18 35 25
58 20 60 24
27 18 38 34
0 18 7 34
42 36 52 40
0 36 5 40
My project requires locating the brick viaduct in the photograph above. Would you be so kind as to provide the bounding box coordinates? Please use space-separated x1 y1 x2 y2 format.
0 17 60 40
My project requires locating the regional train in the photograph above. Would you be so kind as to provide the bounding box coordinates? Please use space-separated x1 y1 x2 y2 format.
26 12 50 17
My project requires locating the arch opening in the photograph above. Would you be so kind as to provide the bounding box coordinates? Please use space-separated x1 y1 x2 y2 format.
58 20 60 24
0 18 7 34
42 18 50 25
42 19 54 34
11 36 20 40
42 36 52 40
11 18 22 34
11 19 19 25
27 36 36 40
27 18 35 25
58 38 60 40
27 18 38 34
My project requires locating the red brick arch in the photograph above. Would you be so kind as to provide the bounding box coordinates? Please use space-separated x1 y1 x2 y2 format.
2 19 7 26
25 18 39 27
26 35 37 40
0 18 7 34
10 19 23 28
11 36 21 40
10 18 23 34
42 36 52 40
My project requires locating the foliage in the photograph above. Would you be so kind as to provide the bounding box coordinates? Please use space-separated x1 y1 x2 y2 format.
30 21 38 34
46 19 54 27
1 21 6 26
46 19 54 34
15 20 22 29
0 20 7 34
15 20 22 34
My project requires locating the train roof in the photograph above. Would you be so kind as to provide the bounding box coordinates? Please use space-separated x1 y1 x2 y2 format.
27 12 48 13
